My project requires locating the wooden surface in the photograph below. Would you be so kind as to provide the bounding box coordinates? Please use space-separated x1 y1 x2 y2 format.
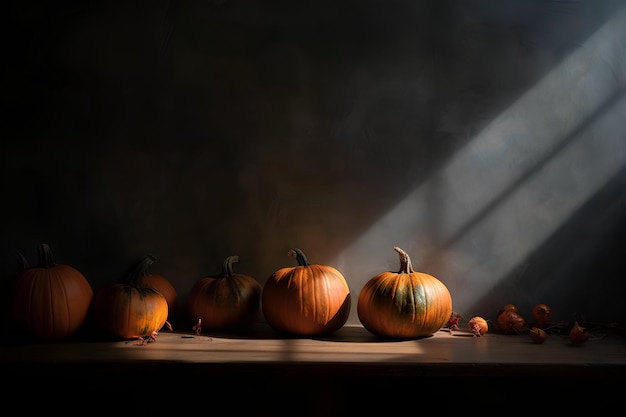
2 323 625 413
3 323 626 373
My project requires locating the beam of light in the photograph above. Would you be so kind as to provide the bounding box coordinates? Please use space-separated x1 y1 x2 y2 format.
336 6 626 318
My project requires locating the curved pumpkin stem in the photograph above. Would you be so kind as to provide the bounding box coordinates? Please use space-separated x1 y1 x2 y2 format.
393 246 415 274
37 243 57 269
289 248 310 266
222 255 239 277
121 254 157 286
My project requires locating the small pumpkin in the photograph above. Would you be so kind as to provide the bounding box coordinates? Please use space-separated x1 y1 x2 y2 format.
529 327 547 344
11 243 94 340
357 246 453 339
568 321 590 345
531 303 552 329
187 255 262 331
92 254 168 340
262 248 351 336
468 316 489 337
496 309 527 334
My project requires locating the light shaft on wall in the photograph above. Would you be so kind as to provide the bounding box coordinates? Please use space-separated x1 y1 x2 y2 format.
336 6 626 317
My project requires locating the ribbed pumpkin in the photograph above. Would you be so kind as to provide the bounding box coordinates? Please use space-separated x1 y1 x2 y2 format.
92 254 169 340
134 254 177 316
357 246 452 339
262 248 351 337
187 255 262 331
11 243 94 340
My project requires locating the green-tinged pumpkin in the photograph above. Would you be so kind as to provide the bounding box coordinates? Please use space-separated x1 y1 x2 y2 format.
187 255 262 331
357 246 453 339
92 254 168 340
11 243 94 340
262 248 351 337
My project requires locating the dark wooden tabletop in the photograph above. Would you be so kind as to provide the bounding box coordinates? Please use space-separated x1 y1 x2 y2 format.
2 323 624 414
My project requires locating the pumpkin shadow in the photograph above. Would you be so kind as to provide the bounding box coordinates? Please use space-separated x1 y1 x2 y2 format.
198 322 426 342
311 324 436 343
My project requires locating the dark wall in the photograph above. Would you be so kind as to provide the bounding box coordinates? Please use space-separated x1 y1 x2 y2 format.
2 0 625 328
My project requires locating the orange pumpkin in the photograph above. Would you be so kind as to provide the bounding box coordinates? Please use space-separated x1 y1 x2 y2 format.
92 254 168 340
531 303 552 329
357 246 453 339
496 309 527 334
468 316 489 337
11 243 93 340
262 248 351 336
187 255 262 331
529 327 547 343
133 254 177 315
569 321 590 345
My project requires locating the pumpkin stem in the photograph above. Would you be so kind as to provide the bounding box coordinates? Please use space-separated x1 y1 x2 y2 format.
222 255 239 277
37 243 57 268
121 254 157 286
393 246 415 274
289 248 310 266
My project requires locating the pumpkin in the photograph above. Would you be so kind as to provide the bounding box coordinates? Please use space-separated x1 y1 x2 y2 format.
133 254 177 315
92 254 169 340
11 243 94 340
187 255 262 331
531 303 552 329
529 327 547 344
468 316 489 337
568 321 589 345
262 248 351 336
357 246 453 339
496 309 527 334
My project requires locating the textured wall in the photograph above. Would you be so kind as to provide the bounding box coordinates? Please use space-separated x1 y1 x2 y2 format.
2 0 625 328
